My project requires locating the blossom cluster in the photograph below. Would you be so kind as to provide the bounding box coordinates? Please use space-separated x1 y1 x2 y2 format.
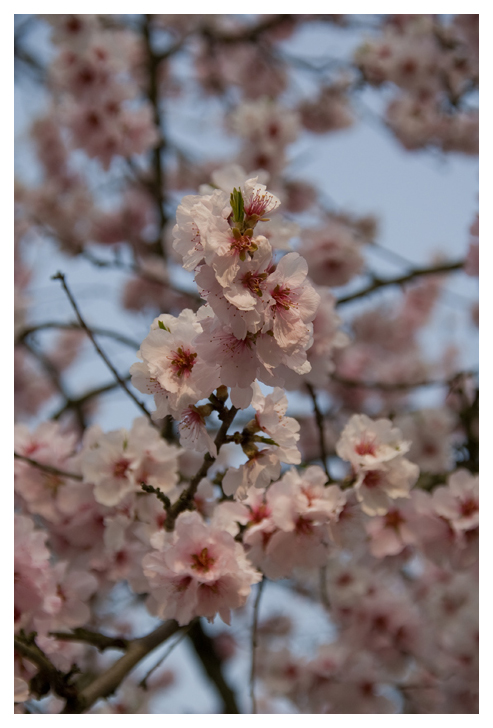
14 13 478 716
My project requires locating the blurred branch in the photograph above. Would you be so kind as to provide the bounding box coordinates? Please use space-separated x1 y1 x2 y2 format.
250 579 265 715
14 632 79 707
14 452 83 482
305 383 332 481
48 628 129 652
63 620 181 713
187 620 240 714
143 14 168 253
18 321 141 350
51 271 154 424
336 260 464 306
51 377 130 421
331 369 477 392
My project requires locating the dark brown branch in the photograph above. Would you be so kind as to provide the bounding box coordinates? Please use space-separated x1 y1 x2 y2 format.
51 271 154 424
187 621 240 714
51 378 130 421
63 620 181 713
164 404 238 531
140 482 171 510
14 634 79 707
336 260 464 306
331 369 477 392
18 321 141 350
143 14 168 253
14 452 83 481
250 579 265 714
48 628 129 653
305 383 331 481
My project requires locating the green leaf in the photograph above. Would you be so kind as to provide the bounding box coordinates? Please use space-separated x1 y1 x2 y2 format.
230 187 245 224
158 320 170 332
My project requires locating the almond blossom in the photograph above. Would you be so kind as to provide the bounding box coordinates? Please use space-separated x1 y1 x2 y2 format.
133 309 221 419
142 511 262 626
432 470 479 532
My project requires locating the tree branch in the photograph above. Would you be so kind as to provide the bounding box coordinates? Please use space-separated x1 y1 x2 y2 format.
18 321 141 350
305 383 332 481
143 14 168 254
250 578 265 714
187 621 240 714
48 628 129 653
51 271 154 424
336 260 464 306
14 452 83 482
164 404 238 531
14 634 79 707
63 620 181 713
51 377 131 421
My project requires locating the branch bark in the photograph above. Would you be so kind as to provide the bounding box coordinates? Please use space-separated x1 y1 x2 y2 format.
63 620 181 713
187 620 240 714
14 452 83 482
336 260 464 306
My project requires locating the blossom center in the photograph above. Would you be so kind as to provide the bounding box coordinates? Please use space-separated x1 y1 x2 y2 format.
190 547 215 573
242 270 268 297
362 470 381 489
271 284 292 311
169 347 197 378
460 498 478 518
384 509 405 530
113 458 131 479
355 438 377 456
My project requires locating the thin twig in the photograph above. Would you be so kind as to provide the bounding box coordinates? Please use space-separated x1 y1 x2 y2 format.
51 378 130 420
140 482 171 510
331 369 477 392
14 452 83 481
336 260 464 306
164 404 238 531
51 272 153 424
139 623 193 689
250 578 265 715
18 321 141 350
305 383 331 481
319 566 330 610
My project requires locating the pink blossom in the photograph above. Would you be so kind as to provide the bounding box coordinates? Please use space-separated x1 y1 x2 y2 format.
135 308 221 418
432 469 479 532
143 511 261 625
336 414 411 471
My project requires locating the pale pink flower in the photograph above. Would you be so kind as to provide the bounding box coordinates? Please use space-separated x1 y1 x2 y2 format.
299 222 365 287
223 450 282 499
336 414 410 471
365 500 419 557
432 469 479 532
263 252 320 355
178 406 217 457
80 418 179 506
143 511 261 626
251 383 301 462
395 408 456 474
353 456 419 516
136 308 221 418
15 514 59 631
